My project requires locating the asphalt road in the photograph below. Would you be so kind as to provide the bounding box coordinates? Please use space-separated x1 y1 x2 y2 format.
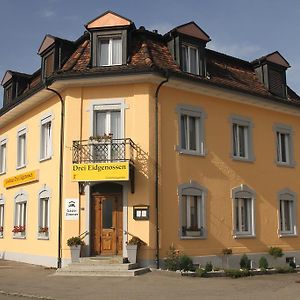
0 260 300 299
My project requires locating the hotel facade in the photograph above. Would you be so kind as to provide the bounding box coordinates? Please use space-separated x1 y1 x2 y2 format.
0 11 300 268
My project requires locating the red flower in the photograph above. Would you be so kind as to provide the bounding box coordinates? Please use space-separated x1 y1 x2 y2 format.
12 226 25 233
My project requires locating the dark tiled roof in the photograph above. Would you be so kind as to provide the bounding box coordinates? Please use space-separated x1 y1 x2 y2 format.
1 27 300 114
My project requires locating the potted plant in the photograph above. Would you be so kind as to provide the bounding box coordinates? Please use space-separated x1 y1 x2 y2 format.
67 236 85 263
126 236 146 264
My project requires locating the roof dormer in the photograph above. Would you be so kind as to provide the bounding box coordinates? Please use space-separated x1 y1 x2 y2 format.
85 10 135 67
1 70 30 106
252 51 290 98
38 35 75 80
165 22 211 76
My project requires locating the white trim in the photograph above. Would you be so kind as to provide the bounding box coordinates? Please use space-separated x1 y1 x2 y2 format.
16 126 28 169
88 99 127 139
13 190 28 239
37 185 51 240
0 138 7 175
40 113 53 161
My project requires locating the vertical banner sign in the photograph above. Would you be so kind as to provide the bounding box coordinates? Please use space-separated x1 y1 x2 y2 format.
65 198 79 220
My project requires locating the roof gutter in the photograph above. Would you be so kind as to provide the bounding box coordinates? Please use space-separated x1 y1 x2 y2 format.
154 73 169 269
45 85 65 269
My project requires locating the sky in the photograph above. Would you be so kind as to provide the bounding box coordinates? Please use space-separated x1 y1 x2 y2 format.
0 0 299 106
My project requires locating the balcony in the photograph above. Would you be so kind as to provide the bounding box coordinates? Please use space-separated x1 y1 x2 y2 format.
72 138 136 164
72 138 137 191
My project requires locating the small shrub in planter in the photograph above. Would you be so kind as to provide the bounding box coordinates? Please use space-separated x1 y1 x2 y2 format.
67 236 85 247
205 262 213 272
195 268 207 277
259 256 269 269
164 246 180 271
275 266 294 273
240 254 251 270
225 269 251 278
179 255 194 271
269 247 283 259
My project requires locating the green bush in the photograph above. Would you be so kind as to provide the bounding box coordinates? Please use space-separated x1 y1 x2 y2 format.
240 254 251 270
225 269 251 278
164 246 180 271
164 246 194 271
179 255 194 271
205 262 213 272
259 256 269 269
67 236 85 247
275 266 294 273
195 268 207 277
269 247 283 259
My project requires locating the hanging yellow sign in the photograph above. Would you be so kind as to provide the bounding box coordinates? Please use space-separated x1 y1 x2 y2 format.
4 170 39 189
72 162 129 181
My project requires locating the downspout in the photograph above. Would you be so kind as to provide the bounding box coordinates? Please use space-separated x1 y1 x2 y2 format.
45 85 65 269
155 74 169 269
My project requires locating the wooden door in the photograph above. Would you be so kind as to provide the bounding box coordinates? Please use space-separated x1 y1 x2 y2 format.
91 193 123 256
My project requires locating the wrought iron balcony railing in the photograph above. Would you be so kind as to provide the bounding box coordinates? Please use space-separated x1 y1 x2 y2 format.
72 138 136 164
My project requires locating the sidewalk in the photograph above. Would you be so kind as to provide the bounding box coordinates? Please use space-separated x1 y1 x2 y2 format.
0 260 300 300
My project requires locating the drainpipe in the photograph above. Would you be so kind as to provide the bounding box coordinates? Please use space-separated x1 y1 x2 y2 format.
155 74 169 269
45 85 65 269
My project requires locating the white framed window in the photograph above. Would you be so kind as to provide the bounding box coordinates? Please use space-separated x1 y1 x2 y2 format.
0 138 7 174
38 188 50 239
17 128 27 169
232 185 255 238
176 104 205 156
98 36 122 66
230 115 254 162
278 189 297 236
0 195 5 238
181 44 199 75
13 191 28 238
178 182 207 239
40 115 52 161
274 124 294 167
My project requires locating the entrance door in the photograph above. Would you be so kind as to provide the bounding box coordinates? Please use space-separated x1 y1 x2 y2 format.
91 193 123 256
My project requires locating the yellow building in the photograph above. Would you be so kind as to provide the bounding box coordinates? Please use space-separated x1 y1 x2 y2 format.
0 11 300 269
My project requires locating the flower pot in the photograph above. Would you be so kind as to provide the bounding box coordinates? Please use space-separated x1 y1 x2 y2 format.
70 245 81 263
126 244 138 263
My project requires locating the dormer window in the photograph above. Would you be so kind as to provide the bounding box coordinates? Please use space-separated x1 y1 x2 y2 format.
85 11 135 68
4 84 13 105
252 51 290 98
43 51 55 78
98 36 122 66
165 21 211 77
182 44 199 75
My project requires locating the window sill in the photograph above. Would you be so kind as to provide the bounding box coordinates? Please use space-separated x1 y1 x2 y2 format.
0 235 3 239
233 234 256 239
177 147 206 157
38 235 49 240
39 156 52 163
232 156 254 163
0 171 6 176
13 235 26 239
16 165 26 170
180 236 207 240
276 162 295 168
279 233 297 238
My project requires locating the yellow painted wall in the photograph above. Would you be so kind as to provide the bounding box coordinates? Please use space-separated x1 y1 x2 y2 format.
0 95 61 262
159 85 300 258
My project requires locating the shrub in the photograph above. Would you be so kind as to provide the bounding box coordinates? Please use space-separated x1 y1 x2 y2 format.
164 246 194 271
164 246 180 271
205 262 213 272
259 256 269 269
269 247 283 259
240 254 251 270
195 268 207 277
67 236 85 247
275 266 294 273
179 255 194 271
225 269 251 278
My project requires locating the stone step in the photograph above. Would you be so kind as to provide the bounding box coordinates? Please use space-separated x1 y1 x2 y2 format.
55 267 150 277
79 256 124 264
60 262 139 271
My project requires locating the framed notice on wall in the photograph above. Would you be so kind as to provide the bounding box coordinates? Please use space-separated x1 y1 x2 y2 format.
65 198 79 220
